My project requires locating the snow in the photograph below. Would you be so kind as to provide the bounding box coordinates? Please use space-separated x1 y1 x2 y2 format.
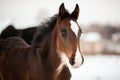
81 32 102 42
69 55 120 80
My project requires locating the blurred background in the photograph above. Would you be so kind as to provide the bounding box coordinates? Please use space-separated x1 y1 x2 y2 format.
0 0 120 80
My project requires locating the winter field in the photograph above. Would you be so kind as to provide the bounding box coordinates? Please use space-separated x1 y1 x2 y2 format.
0 1 120 80
70 55 120 80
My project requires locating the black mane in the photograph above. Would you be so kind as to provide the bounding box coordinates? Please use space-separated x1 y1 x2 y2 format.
32 14 58 46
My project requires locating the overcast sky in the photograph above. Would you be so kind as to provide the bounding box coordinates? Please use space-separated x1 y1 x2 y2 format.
0 0 120 31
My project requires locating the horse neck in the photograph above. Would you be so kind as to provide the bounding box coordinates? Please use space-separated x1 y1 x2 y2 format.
44 31 61 67
40 29 62 78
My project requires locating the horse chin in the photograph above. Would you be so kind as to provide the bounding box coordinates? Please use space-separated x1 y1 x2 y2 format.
72 62 81 68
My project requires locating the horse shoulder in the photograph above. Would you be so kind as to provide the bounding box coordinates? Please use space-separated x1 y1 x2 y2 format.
56 65 71 80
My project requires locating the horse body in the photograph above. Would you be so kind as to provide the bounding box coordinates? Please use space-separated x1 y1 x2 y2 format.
0 48 29 80
0 3 83 80
0 25 37 45
0 37 70 80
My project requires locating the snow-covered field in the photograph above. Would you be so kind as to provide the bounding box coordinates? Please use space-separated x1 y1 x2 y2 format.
70 55 120 80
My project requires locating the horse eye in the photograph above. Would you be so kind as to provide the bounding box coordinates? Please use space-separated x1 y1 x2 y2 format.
61 29 67 37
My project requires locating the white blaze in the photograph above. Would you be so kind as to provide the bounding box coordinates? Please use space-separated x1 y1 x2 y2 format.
73 47 82 68
70 20 79 36
70 20 82 68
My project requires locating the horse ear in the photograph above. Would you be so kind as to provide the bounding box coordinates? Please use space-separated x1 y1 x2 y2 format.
71 4 79 20
59 3 67 18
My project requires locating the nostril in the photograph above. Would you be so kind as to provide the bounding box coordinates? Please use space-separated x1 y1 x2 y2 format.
69 57 75 65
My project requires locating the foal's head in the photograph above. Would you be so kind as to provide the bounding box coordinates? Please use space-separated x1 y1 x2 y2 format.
55 3 84 68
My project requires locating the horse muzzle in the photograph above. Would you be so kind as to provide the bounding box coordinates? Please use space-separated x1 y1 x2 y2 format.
69 53 84 68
